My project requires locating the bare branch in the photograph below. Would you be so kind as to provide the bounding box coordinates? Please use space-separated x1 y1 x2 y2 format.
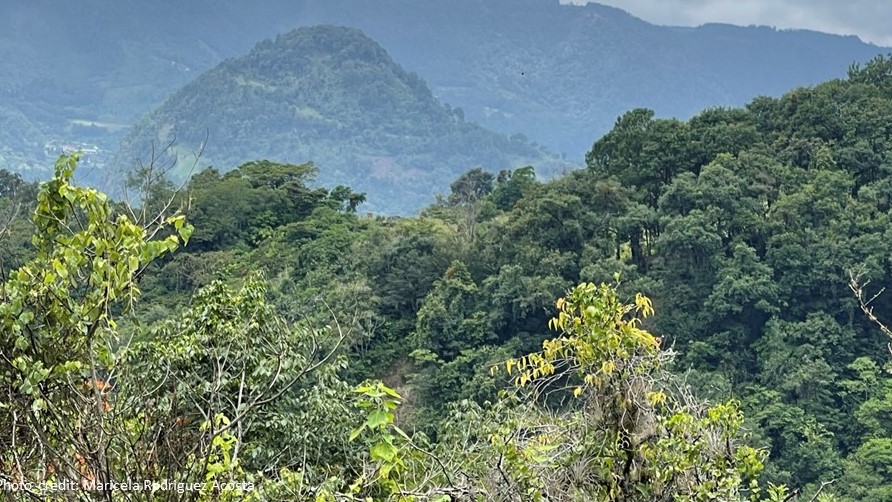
849 269 892 357
807 479 836 502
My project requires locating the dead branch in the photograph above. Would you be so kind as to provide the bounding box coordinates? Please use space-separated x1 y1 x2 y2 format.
849 268 892 357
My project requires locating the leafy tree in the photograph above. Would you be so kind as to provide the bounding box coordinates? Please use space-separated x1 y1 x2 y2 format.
474 282 781 501
413 261 488 361
0 156 357 500
122 274 354 481
492 165 537 211
587 109 692 207
0 155 193 495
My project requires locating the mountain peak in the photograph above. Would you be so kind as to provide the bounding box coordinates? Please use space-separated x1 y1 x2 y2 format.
116 25 556 214
260 25 392 65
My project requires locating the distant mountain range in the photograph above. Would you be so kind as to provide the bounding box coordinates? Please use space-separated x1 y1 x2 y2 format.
116 26 560 213
0 0 887 204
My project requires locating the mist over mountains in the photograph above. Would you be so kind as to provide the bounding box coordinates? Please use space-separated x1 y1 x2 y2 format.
117 26 561 213
0 0 887 205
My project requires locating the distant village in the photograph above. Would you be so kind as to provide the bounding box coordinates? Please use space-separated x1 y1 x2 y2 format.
44 142 110 166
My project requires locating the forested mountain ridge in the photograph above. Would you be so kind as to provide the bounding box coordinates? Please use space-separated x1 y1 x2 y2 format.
0 57 892 502
4 55 892 499
115 26 560 214
0 0 886 181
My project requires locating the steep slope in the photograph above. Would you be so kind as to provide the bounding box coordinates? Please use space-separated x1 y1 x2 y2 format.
116 26 557 214
314 0 884 157
1 0 886 175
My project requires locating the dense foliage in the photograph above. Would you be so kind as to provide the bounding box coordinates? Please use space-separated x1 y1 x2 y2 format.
0 156 786 501
126 56 892 500
4 52 892 501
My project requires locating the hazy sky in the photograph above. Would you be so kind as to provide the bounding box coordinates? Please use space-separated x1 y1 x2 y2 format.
562 0 892 47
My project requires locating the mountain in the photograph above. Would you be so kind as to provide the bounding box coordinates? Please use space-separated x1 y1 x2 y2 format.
0 0 886 176
116 26 559 214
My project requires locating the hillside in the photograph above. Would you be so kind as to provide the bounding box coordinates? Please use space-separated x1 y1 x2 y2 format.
6 56 892 500
134 54 892 499
0 0 886 178
116 26 558 213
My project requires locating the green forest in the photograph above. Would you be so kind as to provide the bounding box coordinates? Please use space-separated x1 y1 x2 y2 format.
3 55 892 501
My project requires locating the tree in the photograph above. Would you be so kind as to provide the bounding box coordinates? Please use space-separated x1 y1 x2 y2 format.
282 282 786 501
0 170 36 277
848 54 892 90
413 261 488 362
841 438 892 500
0 156 355 501
587 109 692 208
486 282 779 501
237 160 317 190
447 167 495 243
327 185 367 213
0 154 193 497
121 274 353 483
492 166 537 211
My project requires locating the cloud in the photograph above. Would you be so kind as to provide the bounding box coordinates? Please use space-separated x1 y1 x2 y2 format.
561 0 892 47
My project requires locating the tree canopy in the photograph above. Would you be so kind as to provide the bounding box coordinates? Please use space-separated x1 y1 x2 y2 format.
5 54 892 501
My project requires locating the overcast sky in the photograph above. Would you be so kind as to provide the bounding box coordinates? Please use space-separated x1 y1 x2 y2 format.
562 0 892 47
